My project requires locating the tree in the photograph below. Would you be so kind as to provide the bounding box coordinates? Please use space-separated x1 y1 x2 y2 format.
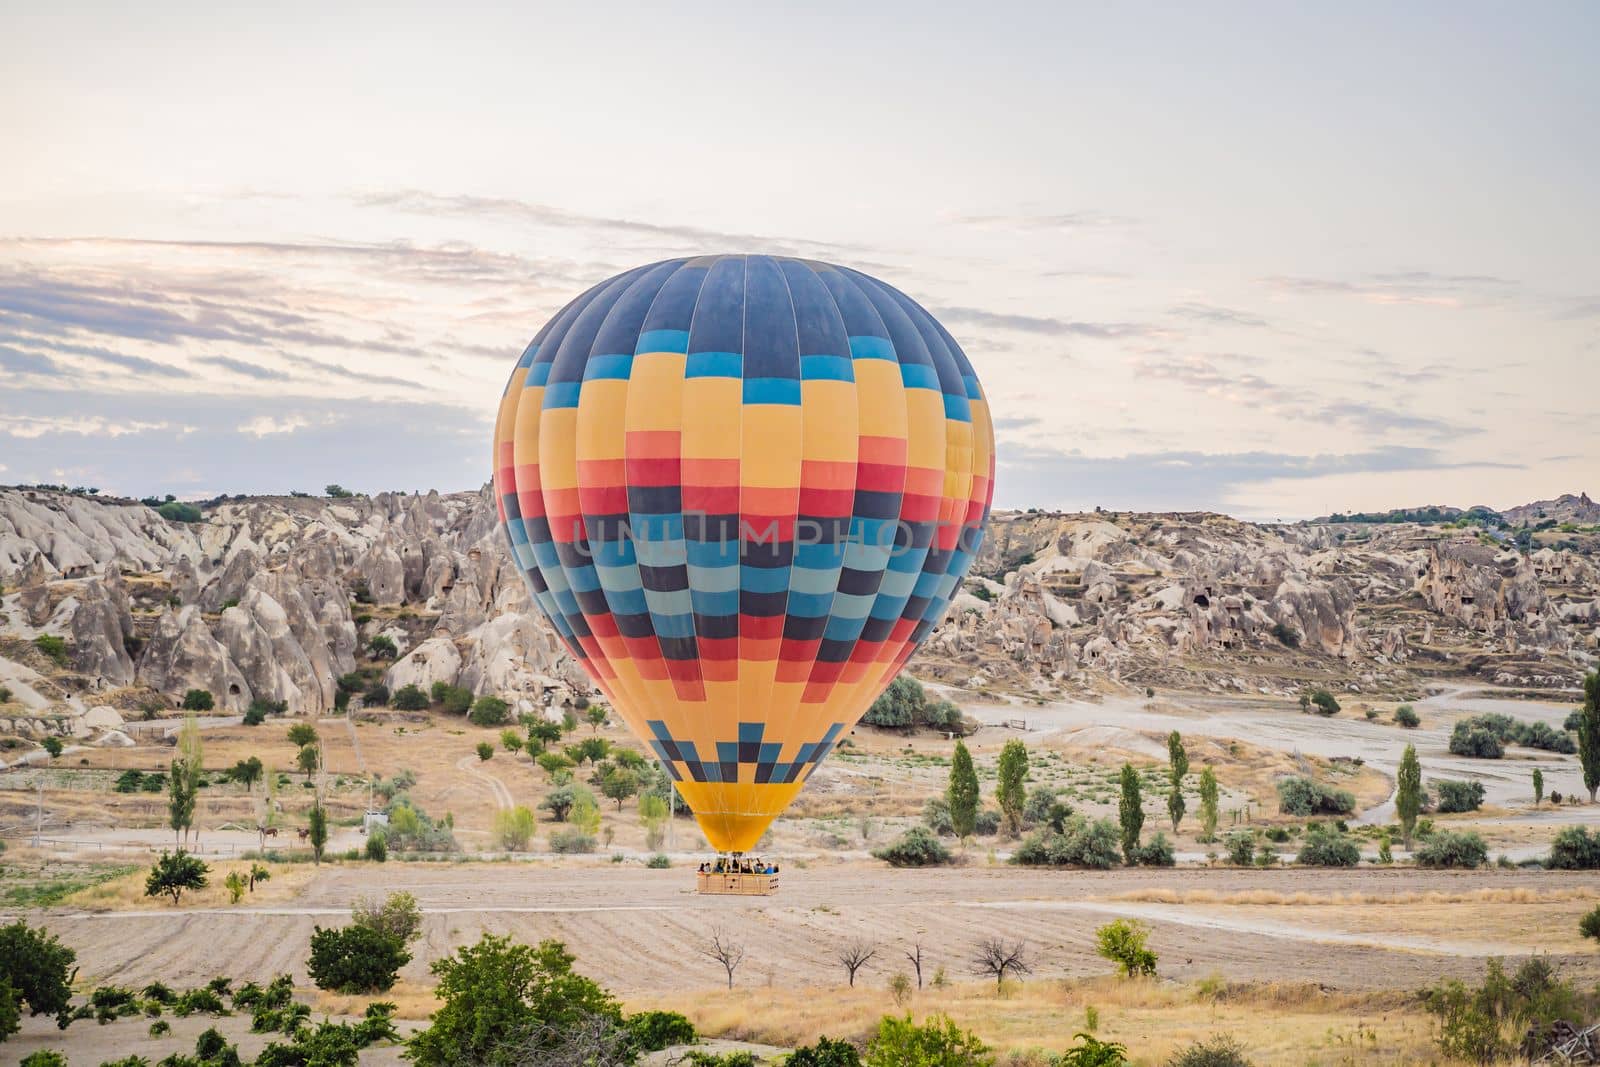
1118 763 1144 865
570 790 601 835
297 743 320 779
351 891 423 944
541 786 577 822
40 736 63 760
1580 904 1600 946
308 925 410 993
1396 743 1423 850
1578 669 1600 803
873 826 952 867
325 484 354 498
230 756 263 792
568 737 610 766
392 684 429 711
287 722 319 747
995 740 1028 837
790 1037 864 1067
167 758 196 849
407 936 621 1067
704 928 746 989
181 688 214 711
1395 705 1420 728
537 751 575 777
585 706 608 733
970 938 1030 990
145 851 209 904
947 741 979 842
1166 731 1189 832
835 938 877 987
308 803 328 864
494 806 536 850
1095 919 1156 978
0 919 77 1033
1308 689 1340 715
598 766 639 810
865 1014 992 1067
368 634 398 660
224 870 247 903
1533 767 1545 806
527 718 563 749
905 941 926 990
248 862 271 891
1197 766 1220 842
501 729 524 755
470 696 511 727
476 741 494 762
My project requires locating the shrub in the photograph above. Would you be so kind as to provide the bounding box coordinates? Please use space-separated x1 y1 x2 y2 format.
549 828 597 853
32 634 69 666
873 826 952 867
1057 1032 1129 1066
1137 833 1175 867
1166 1033 1253 1066
645 853 671 869
1270 621 1299 649
1223 830 1254 867
476 741 494 762
1011 816 1122 869
1547 826 1600 869
20 1052 68 1067
1276 776 1355 816
1434 779 1486 814
1096 919 1157 978
368 635 398 660
974 808 1001 836
181 688 214 711
864 1013 990 1067
391 684 429 711
242 705 267 726
1415 831 1488 869
439 686 474 715
1308 690 1340 715
145 851 210 903
494 806 536 851
1394 705 1420 728
364 831 388 862
469 696 510 727
788 1036 863 1066
627 1009 697 1051
172 987 227 1016
923 796 955 836
1023 786 1061 827
307 924 410 993
1581 904 1600 944
364 682 390 707
1449 721 1504 759
1296 827 1360 867
158 501 203 523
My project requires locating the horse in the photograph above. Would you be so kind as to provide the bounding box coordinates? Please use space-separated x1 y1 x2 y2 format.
296 828 310 841
260 826 279 838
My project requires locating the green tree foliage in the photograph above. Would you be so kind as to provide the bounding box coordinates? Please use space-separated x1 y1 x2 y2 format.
1546 826 1600 870
873 826 952 867
229 756 263 791
224 870 248 903
297 743 320 779
325 484 354 498
1165 1034 1250 1067
1580 904 1600 945
470 696 511 727
286 722 318 747
494 806 536 851
351 891 423 944
570 789 602 835
1197 766 1220 842
995 740 1029 837
145 851 209 904
864 1013 993 1067
365 831 388 862
0 919 77 1034
946 741 979 841
1434 779 1486 813
1449 720 1505 759
406 936 622 1067
437 685 474 715
40 736 63 760
586 705 609 733
862 676 965 733
1118 763 1143 865
527 718 563 750
786 1036 862 1067
1415 831 1488 869
368 634 398 660
181 688 214 711
391 684 429 711
568 736 611 765
1275 776 1355 816
1095 919 1157 978
308 803 328 864
32 634 69 666
1307 689 1340 715
476 741 495 762
1533 767 1545 805
158 500 204 523
1167 731 1189 832
627 1009 697 1052
540 786 577 822
1223 830 1254 867
1136 833 1175 867
1422 958 1586 1064
1396 744 1423 850
1296 826 1360 867
1579 670 1600 802
308 924 410 993
1012 816 1122 869
599 765 640 810
1394 705 1420 728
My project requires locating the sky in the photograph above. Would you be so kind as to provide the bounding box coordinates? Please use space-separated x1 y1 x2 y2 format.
1 2 1596 520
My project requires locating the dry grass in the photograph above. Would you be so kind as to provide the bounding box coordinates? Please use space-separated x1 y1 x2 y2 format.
1106 885 1596 907
312 979 439 1020
629 977 1443 1065
62 859 318 910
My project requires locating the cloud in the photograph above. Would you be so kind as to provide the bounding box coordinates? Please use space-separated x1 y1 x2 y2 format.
240 414 310 436
932 305 1165 339
0 413 184 439
945 210 1137 231
277 352 422 389
1169 303 1272 329
0 344 64 377
196 355 292 381
994 443 1516 514
1264 271 1516 308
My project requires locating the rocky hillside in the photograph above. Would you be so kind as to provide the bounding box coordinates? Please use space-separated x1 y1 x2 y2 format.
2 488 1597 741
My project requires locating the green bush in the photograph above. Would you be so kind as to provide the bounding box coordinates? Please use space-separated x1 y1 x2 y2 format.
0 919 77 1032
1096 919 1157 978
476 741 494 762
368 635 398 660
181 688 214 711
364 831 388 862
1308 690 1340 715
873 826 952 867
1581 904 1600 944
391 684 429 711
549 828 596 853
864 1013 990 1067
1434 779 1485 814
1275 777 1355 816
469 696 511 727
439 686 474 715
158 501 203 523
1547 826 1600 869
1223 831 1254 867
1394 705 1420 728
1449 721 1504 759
1056 1032 1129 1066
787 1036 863 1066
1415 831 1488 869
1012 816 1122 869
307 924 410 993
923 796 955 836
1137 833 1175 867
19 1052 68 1067
645 853 671 869
145 851 210 903
32 634 69 666
1295 827 1360 867
1166 1033 1253 1066
626 1009 697 1051
493 806 536 851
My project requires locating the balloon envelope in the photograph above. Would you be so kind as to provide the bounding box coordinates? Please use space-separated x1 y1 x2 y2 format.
493 255 994 852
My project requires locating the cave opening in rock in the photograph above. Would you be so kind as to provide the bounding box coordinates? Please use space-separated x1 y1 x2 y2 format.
1193 594 1211 609
228 684 241 695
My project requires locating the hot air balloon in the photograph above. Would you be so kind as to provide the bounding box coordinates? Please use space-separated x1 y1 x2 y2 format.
492 254 994 862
